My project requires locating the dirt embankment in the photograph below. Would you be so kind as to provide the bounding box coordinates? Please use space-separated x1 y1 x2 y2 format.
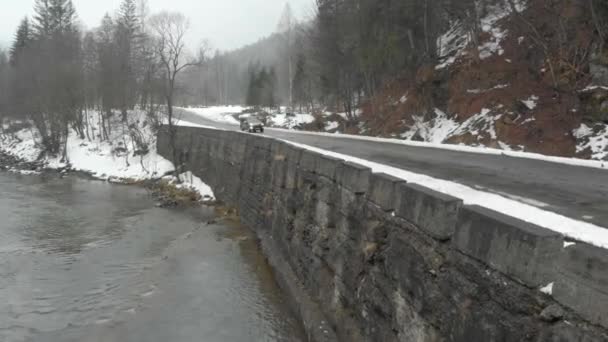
344 0 608 159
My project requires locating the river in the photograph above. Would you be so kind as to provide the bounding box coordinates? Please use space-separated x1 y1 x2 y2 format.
0 172 305 342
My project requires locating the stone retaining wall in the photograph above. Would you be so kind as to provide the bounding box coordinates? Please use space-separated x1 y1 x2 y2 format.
158 126 608 342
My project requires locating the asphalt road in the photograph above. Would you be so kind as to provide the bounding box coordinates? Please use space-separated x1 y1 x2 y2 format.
175 108 608 229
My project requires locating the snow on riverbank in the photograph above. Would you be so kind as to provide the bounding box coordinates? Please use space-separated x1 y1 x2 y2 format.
284 140 608 249
0 111 215 200
0 125 42 162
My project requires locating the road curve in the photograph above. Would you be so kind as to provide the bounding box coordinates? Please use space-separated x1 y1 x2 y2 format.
174 108 608 229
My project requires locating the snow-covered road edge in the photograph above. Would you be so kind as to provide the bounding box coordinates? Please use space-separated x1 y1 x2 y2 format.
283 139 608 249
268 128 608 170
177 106 608 170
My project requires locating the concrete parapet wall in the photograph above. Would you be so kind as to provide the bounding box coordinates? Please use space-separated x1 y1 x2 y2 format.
158 126 608 342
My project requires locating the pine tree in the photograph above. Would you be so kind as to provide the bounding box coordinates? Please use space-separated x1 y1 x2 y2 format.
118 0 139 33
116 0 141 120
32 0 52 37
292 52 310 112
9 18 32 66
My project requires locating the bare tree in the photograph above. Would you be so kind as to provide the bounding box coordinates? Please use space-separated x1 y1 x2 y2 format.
150 12 202 121
149 11 202 166
278 3 296 111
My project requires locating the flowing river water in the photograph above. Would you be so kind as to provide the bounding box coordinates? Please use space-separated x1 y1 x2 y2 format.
0 172 305 342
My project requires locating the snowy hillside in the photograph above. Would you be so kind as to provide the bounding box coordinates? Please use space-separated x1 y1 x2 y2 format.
0 111 214 199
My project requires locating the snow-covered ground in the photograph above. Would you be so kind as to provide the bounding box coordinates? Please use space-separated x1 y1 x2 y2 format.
267 113 316 129
177 106 245 125
574 123 608 161
284 140 608 249
436 0 526 69
179 106 316 130
0 110 215 200
0 126 42 162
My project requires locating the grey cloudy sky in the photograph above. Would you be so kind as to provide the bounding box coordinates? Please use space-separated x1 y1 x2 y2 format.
0 0 314 51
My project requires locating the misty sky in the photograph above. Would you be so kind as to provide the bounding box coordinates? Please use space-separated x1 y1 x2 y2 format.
0 0 314 51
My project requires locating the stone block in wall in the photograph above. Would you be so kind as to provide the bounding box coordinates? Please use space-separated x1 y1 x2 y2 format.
337 187 357 215
251 134 273 151
316 155 343 181
285 143 303 165
336 161 372 194
553 243 608 329
299 149 319 173
368 173 406 212
315 176 335 204
453 205 563 287
271 157 287 189
395 183 462 241
281 144 302 190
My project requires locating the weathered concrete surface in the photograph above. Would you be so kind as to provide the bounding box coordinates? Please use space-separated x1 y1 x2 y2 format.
158 126 608 342
396 183 462 241
553 243 608 329
454 205 563 287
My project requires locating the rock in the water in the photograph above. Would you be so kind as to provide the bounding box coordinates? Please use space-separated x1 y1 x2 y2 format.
540 304 565 323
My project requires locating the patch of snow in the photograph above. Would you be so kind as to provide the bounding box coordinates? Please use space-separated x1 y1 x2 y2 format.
335 110 360 120
282 140 608 249
574 123 608 160
400 107 503 146
399 94 408 104
478 26 506 59
436 0 526 69
521 95 539 110
540 282 554 296
580 85 608 92
520 117 536 125
401 109 460 143
497 141 513 151
435 21 469 69
178 106 245 125
564 241 576 248
268 113 315 130
467 84 509 94
176 171 215 200
450 108 501 141
0 126 42 163
325 121 339 131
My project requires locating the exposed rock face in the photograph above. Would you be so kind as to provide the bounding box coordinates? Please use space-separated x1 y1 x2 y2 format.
159 126 608 342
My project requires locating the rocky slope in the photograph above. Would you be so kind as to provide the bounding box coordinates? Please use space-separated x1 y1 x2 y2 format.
307 0 608 161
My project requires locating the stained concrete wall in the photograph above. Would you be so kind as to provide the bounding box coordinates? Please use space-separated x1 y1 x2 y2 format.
158 126 608 342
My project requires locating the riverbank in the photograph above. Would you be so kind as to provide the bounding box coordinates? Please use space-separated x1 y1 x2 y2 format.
0 112 215 207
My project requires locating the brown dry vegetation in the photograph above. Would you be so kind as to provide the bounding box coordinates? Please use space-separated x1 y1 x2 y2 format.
352 0 606 158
